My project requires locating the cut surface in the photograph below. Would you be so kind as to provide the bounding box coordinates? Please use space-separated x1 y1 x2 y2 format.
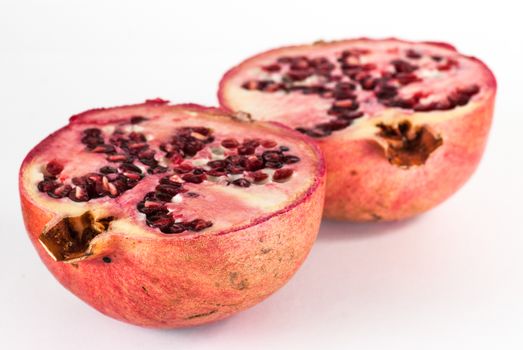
219 38 496 221
19 102 326 328
21 103 323 249
219 38 496 142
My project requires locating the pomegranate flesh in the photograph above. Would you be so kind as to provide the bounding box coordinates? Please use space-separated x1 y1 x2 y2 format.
19 100 325 328
219 38 496 221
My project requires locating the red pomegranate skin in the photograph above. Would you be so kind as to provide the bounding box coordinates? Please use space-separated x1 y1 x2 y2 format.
218 38 497 221
320 95 494 220
20 101 325 328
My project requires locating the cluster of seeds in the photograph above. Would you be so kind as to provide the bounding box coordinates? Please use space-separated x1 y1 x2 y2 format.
136 175 212 234
82 119 169 175
37 117 301 234
242 47 480 137
205 138 299 187
37 159 146 202
135 134 300 234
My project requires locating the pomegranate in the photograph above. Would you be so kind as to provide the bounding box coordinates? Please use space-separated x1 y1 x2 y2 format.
219 38 496 221
19 100 325 328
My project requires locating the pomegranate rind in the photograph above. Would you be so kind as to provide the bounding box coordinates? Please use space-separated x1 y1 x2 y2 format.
19 101 325 328
218 38 496 221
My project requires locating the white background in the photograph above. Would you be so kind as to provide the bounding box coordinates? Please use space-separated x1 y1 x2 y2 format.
1 1 522 349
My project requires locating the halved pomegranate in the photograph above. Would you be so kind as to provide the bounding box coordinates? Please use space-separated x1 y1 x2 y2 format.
19 100 325 328
219 38 496 221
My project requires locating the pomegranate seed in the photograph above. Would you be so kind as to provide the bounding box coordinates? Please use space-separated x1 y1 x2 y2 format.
265 161 283 169
69 186 89 202
262 150 282 162
72 176 86 186
129 132 146 142
156 184 180 196
437 58 458 71
107 154 129 162
129 142 148 150
361 63 377 70
156 191 175 202
242 80 259 90
251 171 268 182
435 99 454 110
245 156 264 171
147 166 168 174
261 140 277 148
207 169 227 177
130 116 148 124
83 128 102 137
391 59 418 73
138 201 167 215
183 141 204 157
263 64 281 72
333 99 355 108
49 185 72 198
242 138 259 147
317 119 351 132
227 165 244 174
459 84 480 96
263 83 281 92
232 178 251 188
237 146 255 155
147 215 173 229
208 160 227 169
144 201 163 209
282 155 300 164
396 73 420 85
107 183 119 197
340 111 364 120
92 144 116 153
376 85 398 100
162 224 186 234
286 69 311 81
406 49 422 59
187 219 212 232
46 160 64 176
123 172 142 180
100 166 118 174
138 149 155 159
119 162 142 173
221 138 239 148
182 174 205 184
160 143 175 153
82 135 104 147
101 176 110 190
273 168 293 182
277 56 293 63
175 164 193 174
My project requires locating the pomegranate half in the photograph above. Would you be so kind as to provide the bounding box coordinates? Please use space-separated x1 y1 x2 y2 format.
219 38 496 221
19 100 325 328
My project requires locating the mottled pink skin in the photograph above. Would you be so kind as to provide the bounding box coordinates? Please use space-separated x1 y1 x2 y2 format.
318 97 495 220
19 102 326 328
218 38 497 221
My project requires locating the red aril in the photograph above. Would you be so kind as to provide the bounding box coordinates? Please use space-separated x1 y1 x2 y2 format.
19 100 325 328
219 38 496 221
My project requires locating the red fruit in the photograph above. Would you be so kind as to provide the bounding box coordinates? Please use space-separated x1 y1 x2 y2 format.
19 101 325 328
219 38 496 221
